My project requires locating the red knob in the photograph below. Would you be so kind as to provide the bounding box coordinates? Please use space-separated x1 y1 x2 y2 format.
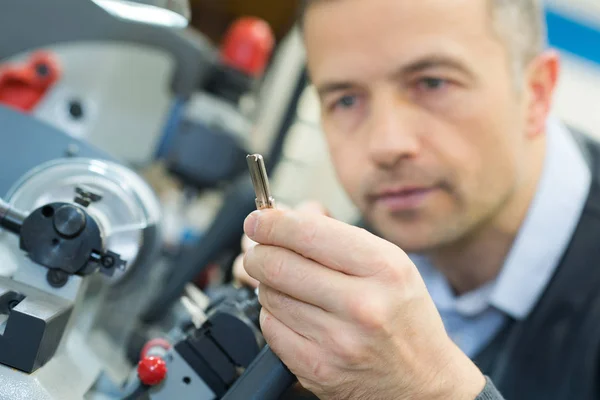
137 356 167 386
0 50 62 112
220 17 275 78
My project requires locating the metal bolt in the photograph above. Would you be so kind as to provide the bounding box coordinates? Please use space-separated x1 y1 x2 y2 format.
47 269 69 288
102 256 115 268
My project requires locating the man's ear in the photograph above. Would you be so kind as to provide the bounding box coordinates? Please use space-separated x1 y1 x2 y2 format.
525 50 561 138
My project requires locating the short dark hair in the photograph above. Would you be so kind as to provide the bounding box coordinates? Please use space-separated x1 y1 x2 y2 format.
297 0 315 27
297 0 545 76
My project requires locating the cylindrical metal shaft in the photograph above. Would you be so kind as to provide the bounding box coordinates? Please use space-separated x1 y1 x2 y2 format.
0 198 27 235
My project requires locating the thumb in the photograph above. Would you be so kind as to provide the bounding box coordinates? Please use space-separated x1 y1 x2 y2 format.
296 201 330 217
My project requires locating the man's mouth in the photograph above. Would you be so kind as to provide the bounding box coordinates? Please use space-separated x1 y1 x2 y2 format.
371 186 438 211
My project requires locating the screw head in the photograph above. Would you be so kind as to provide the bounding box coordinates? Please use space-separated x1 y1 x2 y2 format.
47 269 69 288
102 256 115 268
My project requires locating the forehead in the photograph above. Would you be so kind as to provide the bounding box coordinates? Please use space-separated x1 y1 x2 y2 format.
304 0 502 84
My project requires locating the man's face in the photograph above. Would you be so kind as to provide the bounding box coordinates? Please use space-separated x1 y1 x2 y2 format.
304 0 537 252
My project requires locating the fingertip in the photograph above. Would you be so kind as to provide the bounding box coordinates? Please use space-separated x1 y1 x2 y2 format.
241 234 257 251
244 210 261 238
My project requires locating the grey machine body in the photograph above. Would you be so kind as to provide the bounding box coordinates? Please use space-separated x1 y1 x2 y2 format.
0 106 162 399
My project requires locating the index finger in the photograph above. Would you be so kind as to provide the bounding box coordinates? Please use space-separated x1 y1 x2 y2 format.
244 209 403 277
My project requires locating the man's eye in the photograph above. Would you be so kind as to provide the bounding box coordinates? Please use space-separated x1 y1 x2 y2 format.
334 95 358 109
417 78 448 91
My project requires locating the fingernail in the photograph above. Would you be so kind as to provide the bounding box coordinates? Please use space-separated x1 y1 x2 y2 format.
260 309 267 325
244 211 260 238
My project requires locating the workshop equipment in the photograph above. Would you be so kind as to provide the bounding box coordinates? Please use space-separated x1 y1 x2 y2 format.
91 0 191 27
112 155 296 400
162 16 275 190
0 196 125 373
0 105 300 398
0 0 213 98
0 106 163 399
0 0 215 164
0 51 62 113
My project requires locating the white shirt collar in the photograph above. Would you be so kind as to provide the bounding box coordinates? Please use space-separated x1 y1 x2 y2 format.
414 118 592 320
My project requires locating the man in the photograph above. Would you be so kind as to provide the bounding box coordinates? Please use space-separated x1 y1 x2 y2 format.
235 0 600 398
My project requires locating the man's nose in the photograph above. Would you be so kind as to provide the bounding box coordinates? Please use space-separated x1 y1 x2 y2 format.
367 95 420 168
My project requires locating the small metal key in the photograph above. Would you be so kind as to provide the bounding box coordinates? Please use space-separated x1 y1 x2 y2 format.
247 154 276 210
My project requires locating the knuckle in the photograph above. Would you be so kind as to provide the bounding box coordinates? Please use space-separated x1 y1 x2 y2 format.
346 295 388 331
310 357 336 384
330 332 364 366
387 262 412 285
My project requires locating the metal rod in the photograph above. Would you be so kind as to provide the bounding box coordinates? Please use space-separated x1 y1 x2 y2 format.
0 198 26 235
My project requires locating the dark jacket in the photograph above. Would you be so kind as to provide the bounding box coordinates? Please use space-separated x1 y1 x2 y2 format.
473 132 600 399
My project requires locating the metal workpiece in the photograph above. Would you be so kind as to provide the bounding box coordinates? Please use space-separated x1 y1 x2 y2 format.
247 154 276 210
0 277 73 373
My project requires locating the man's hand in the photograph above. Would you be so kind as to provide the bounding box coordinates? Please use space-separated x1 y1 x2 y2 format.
243 209 486 400
233 202 329 288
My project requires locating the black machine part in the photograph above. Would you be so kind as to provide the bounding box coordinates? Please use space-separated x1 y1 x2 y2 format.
166 119 250 191
20 202 124 277
0 198 125 277
205 63 256 105
222 344 297 400
174 289 264 397
0 279 73 373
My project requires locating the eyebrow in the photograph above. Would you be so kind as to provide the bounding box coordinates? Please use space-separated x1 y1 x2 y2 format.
316 82 356 98
396 55 474 79
316 54 474 98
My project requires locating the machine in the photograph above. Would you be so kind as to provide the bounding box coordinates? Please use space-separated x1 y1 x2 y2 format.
0 106 163 399
88 155 297 400
0 106 297 399
0 1 310 397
